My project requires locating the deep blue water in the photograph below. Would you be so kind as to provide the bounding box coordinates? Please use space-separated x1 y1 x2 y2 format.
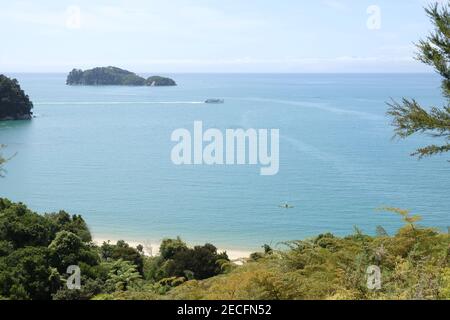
0 73 448 251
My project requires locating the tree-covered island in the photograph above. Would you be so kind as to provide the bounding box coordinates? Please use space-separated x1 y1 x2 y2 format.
66 67 177 87
0 75 33 121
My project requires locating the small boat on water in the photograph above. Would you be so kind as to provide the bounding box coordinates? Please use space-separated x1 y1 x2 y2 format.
205 99 224 104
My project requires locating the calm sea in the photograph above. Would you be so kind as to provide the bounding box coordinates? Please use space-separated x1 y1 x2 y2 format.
0 73 448 251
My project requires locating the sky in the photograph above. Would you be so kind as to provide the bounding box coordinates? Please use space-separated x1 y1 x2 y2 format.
0 0 444 73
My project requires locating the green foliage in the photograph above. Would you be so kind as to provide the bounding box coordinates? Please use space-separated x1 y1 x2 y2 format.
92 290 161 300
0 198 99 300
0 198 56 248
163 225 449 300
167 243 229 280
145 239 229 283
66 67 176 86
100 240 144 274
417 3 450 98
159 237 188 260
262 244 273 255
66 67 146 86
0 199 93 249
52 278 105 300
0 198 150 300
250 245 274 261
379 207 422 230
387 3 450 159
106 260 141 291
387 98 450 158
0 240 14 257
48 231 99 273
49 231 84 258
0 75 33 120
0 247 59 300
376 226 389 237
45 211 92 242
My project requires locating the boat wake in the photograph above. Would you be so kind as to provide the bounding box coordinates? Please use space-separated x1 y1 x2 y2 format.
241 97 381 120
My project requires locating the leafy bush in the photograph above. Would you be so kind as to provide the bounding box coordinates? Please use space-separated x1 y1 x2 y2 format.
0 199 100 300
164 223 449 300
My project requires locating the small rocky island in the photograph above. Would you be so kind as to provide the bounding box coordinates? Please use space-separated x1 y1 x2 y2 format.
0 75 33 121
66 66 177 86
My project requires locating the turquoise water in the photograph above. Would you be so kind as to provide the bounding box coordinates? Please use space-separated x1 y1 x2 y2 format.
0 73 448 251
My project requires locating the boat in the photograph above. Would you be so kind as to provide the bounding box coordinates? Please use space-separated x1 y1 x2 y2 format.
205 99 224 104
279 203 294 209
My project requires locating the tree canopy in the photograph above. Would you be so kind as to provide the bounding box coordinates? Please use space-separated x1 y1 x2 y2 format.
0 198 231 300
101 214 450 300
0 198 98 299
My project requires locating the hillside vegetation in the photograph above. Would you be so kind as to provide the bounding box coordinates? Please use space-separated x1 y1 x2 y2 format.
0 75 33 120
0 198 448 300
101 217 450 300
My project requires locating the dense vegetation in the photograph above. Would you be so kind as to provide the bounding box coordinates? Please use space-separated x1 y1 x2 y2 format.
0 198 448 300
99 215 450 300
0 75 33 120
388 3 450 159
0 198 228 300
66 67 176 86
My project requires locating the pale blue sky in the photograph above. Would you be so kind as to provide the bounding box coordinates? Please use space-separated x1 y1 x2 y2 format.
0 0 442 72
